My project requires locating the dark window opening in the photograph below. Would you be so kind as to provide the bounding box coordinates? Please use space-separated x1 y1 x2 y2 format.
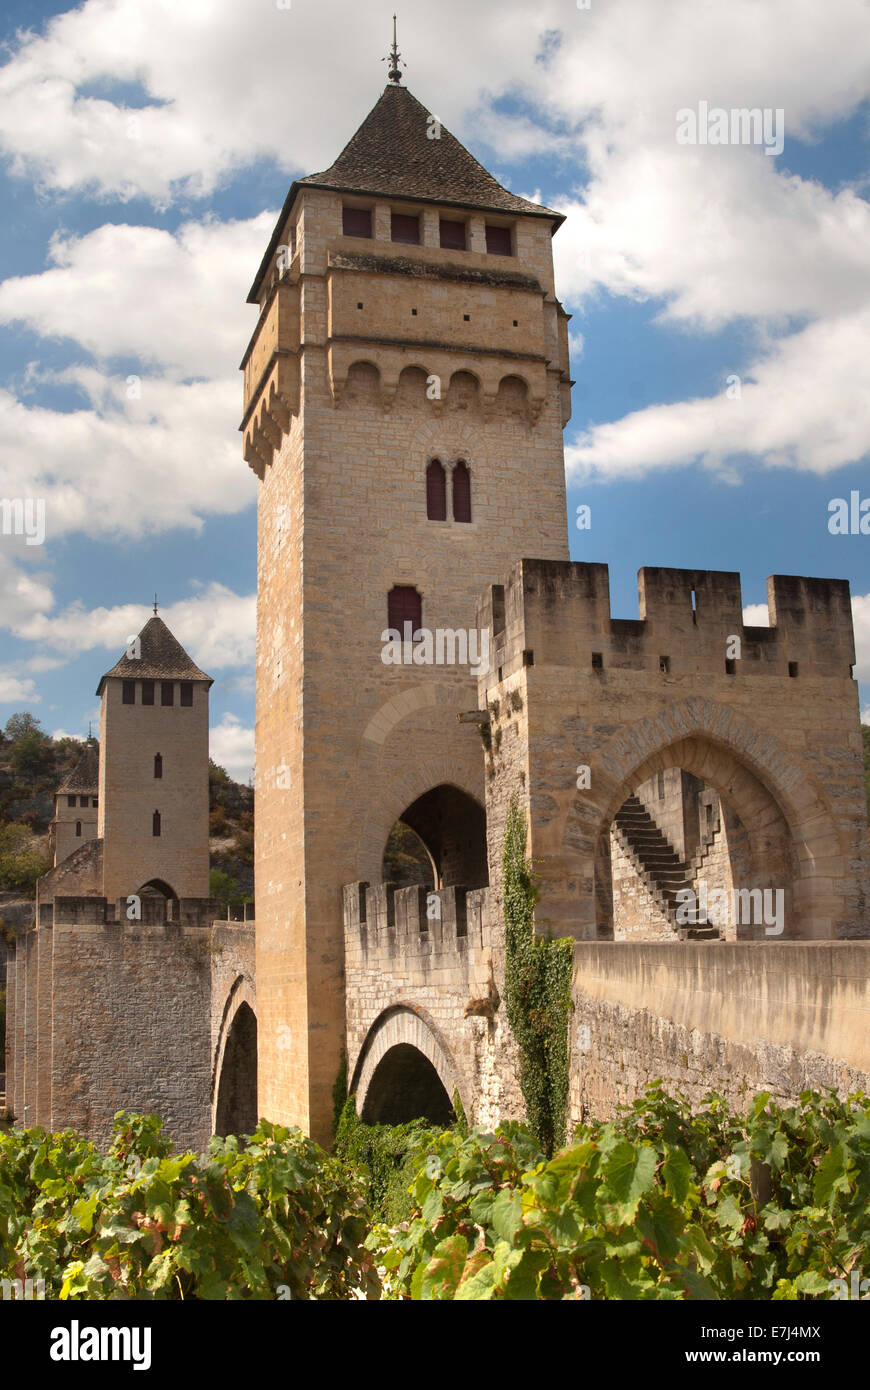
411 307 417 315
485 223 512 256
141 680 154 706
342 206 372 238
592 652 604 669
79 795 89 807
357 301 363 309
152 810 161 837
426 459 446 521
67 794 76 808
513 319 519 327
75 821 82 837
788 661 799 678
161 681 174 706
452 461 472 523
180 683 193 707
92 798 98 808
725 658 736 675
523 649 534 667
154 753 163 779
659 655 671 673
439 218 466 250
391 212 420 245
122 680 135 705
388 585 422 635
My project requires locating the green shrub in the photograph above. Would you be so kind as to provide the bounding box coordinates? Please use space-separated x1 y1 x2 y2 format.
334 1096 444 1225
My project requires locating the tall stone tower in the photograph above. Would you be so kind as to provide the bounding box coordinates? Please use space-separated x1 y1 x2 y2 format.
243 65 572 1141
51 743 99 867
95 614 213 903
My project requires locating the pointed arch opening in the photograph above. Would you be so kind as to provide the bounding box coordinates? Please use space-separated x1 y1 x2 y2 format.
382 784 487 890
214 1002 258 1138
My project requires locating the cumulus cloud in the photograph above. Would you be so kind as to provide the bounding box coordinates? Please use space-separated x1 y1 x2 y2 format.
209 712 254 783
0 673 39 703
6 580 255 673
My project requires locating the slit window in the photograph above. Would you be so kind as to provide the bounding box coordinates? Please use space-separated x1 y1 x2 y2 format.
161 682 174 706
788 661 799 678
180 683 193 707
154 753 163 779
387 585 422 635
426 459 447 520
725 658 736 675
122 680 136 705
75 821 82 837
452 461 472 522
659 655 671 673
391 212 420 245
152 810 161 838
141 680 154 706
439 218 466 250
485 223 512 256
342 206 372 238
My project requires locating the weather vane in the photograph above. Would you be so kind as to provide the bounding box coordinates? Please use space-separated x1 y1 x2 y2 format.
383 14 404 84
153 593 158 615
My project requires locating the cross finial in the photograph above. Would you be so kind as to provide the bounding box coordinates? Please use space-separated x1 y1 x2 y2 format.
384 13 404 84
153 593 158 615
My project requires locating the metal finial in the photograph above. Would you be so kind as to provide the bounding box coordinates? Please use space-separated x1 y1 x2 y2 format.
384 13 404 84
153 593 158 615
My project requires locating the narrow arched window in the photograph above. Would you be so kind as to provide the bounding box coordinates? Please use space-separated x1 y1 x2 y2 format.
387 586 422 637
453 461 472 522
152 810 161 838
154 753 163 779
426 459 446 520
75 821 82 837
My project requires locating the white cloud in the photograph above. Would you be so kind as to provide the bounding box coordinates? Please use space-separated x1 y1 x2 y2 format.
9 581 255 673
0 215 273 379
742 604 770 627
0 673 40 703
210 712 254 783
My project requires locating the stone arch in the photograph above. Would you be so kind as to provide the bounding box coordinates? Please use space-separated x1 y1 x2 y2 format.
351 1006 461 1124
138 878 177 899
564 697 848 940
212 975 258 1135
341 360 381 405
395 365 430 407
496 373 530 417
446 369 481 411
384 783 488 890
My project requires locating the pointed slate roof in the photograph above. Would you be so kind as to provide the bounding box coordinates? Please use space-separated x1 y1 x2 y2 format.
96 615 213 695
249 83 564 302
58 743 99 794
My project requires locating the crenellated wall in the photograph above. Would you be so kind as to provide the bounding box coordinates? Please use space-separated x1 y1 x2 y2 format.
5 896 254 1151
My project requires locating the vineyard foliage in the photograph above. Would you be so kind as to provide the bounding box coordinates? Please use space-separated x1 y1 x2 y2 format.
1 1086 868 1300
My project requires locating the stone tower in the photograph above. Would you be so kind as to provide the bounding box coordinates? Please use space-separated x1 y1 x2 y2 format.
95 614 213 903
51 743 99 867
243 75 572 1141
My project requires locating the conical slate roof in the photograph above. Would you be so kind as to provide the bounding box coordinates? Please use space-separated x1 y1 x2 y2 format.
58 743 99 794
249 83 563 302
96 615 212 695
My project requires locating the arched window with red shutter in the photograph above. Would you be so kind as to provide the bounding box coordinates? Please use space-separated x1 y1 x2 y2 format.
426 459 446 520
452 461 472 522
387 586 422 638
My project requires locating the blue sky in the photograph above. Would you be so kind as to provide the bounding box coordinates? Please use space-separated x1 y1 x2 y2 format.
0 0 869 777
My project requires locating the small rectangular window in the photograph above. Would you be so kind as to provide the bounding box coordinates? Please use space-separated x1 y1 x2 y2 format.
725 658 736 676
342 206 372 238
92 798 98 808
67 794 76 807
391 212 420 245
180 682 193 707
591 652 604 669
523 650 534 667
485 224 512 256
659 655 671 673
75 821 82 837
80 795 89 807
122 680 136 705
141 680 155 705
439 218 466 250
161 681 174 706
788 661 799 678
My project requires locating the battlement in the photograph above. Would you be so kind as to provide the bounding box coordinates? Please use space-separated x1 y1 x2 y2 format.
34 895 223 931
343 881 490 957
477 560 856 686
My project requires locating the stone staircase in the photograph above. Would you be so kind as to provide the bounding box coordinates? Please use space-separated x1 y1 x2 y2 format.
613 796 720 940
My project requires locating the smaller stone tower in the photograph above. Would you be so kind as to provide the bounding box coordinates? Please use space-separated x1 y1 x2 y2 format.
51 743 99 867
95 613 213 903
